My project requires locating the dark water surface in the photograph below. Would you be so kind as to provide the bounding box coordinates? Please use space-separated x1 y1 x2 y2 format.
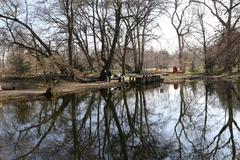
0 80 240 160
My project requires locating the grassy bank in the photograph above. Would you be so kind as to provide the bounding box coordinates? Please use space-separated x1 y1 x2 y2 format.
162 71 240 83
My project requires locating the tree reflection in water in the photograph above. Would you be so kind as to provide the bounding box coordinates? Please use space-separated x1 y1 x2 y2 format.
0 81 240 159
205 81 240 160
173 81 240 160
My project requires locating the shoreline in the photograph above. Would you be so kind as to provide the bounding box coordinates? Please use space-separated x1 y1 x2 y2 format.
0 72 239 103
0 81 124 104
163 72 240 83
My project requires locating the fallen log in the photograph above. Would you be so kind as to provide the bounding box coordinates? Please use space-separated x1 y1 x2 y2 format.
1 86 16 90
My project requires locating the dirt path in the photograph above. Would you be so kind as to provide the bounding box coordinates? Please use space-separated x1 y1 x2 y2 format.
0 81 124 103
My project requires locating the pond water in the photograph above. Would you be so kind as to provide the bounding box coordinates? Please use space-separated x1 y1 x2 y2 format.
0 80 240 160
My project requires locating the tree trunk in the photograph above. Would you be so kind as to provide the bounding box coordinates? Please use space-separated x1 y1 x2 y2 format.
66 0 74 67
99 2 122 78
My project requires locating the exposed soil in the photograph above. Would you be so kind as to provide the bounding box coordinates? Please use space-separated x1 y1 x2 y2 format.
0 77 124 103
0 72 239 103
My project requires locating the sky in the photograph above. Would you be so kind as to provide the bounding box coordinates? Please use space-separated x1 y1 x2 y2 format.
156 16 178 53
152 16 220 55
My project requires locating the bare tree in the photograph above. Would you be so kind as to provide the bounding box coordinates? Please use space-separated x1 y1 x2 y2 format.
192 0 240 72
93 0 123 80
117 0 165 74
0 30 8 75
0 0 86 79
64 0 75 67
170 0 193 72
73 0 95 70
0 0 167 79
191 6 215 74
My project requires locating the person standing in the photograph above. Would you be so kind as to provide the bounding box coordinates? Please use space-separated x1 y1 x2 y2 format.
107 70 112 82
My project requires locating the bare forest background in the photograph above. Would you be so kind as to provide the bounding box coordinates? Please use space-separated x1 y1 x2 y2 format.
0 0 240 79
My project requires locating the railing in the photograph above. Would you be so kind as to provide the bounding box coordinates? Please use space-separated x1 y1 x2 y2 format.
129 75 163 84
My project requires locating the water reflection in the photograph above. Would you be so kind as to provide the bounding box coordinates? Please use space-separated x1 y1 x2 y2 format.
0 80 240 159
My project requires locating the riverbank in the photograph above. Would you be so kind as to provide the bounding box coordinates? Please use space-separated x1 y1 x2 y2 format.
0 80 124 103
162 72 240 83
0 72 239 103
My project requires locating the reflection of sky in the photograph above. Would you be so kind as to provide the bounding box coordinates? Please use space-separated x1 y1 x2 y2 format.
0 81 240 159
144 84 180 139
127 82 240 159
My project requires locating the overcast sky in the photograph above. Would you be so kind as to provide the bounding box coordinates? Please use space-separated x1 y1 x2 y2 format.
156 16 178 53
150 0 222 54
